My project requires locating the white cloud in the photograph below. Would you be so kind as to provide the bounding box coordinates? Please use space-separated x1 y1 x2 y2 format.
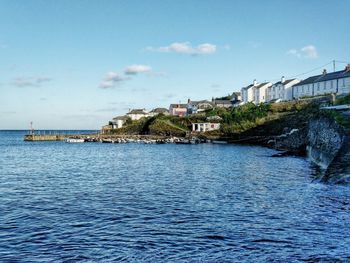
287 45 318 59
12 76 52 87
99 71 130 89
301 45 318 59
125 64 152 75
147 42 217 55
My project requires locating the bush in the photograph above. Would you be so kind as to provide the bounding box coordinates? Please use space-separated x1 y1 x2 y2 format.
336 93 350 105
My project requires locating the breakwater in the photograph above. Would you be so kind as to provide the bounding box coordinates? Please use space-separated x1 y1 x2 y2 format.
24 133 98 141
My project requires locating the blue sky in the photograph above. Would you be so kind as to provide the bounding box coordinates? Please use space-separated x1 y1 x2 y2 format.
0 0 349 129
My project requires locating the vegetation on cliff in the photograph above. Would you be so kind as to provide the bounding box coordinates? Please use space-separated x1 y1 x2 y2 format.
110 100 322 138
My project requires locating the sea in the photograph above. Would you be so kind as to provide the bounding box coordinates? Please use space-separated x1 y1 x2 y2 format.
1 130 350 262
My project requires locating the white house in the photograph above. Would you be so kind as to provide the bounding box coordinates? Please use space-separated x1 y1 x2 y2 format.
192 122 220 132
253 82 272 104
111 115 129 129
187 99 214 114
293 65 350 99
241 80 258 103
268 77 300 101
126 109 150 120
149 108 169 117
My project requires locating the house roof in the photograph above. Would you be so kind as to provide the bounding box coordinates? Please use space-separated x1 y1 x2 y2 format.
151 107 169 113
273 78 298 86
189 100 213 106
113 115 128 121
255 82 271 89
170 104 187 108
127 109 147 115
242 84 254 90
214 99 232 104
294 68 350 87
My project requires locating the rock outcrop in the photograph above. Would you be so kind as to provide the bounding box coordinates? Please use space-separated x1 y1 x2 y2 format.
268 127 307 155
307 117 344 169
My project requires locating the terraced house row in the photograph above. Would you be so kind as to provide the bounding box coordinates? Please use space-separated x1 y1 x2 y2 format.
241 64 350 104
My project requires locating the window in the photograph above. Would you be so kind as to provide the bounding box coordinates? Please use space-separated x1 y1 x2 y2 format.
324 82 326 90
331 81 333 89
343 79 346 86
317 83 320 91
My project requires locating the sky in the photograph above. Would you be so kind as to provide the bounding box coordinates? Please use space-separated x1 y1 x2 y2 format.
0 0 349 129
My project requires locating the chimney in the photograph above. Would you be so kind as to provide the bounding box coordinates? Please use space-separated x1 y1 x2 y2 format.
322 69 327 75
188 98 191 104
253 79 257 86
346 64 350 72
281 76 285 83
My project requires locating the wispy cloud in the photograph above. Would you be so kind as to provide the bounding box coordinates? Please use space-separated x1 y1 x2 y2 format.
99 71 130 89
146 42 217 55
11 76 52 87
125 64 152 75
287 45 318 59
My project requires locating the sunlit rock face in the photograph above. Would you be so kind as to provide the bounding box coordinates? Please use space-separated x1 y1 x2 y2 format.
307 117 344 169
307 117 350 183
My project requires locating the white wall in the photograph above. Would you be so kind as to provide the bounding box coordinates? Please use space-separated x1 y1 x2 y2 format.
338 77 350 94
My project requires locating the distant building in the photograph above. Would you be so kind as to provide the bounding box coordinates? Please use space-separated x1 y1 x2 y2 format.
293 66 350 99
253 82 272 104
111 115 129 129
267 77 300 101
169 104 187 117
241 80 258 103
149 108 169 116
192 122 220 132
187 99 214 114
101 124 113 134
212 99 232 108
126 109 149 120
230 92 242 107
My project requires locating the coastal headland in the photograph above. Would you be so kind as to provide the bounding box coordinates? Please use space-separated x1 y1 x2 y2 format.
25 94 350 182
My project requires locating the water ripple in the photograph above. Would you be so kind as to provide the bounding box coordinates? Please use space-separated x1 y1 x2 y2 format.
1 131 350 262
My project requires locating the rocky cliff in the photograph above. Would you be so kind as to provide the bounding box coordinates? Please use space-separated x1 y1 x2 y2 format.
269 116 349 183
307 117 345 169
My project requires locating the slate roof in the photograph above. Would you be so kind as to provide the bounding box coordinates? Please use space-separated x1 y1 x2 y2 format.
113 115 128 121
170 104 187 108
255 82 271 89
151 108 169 113
127 109 147 114
273 79 298 86
242 84 254 90
214 99 232 104
294 68 350 86
188 100 213 106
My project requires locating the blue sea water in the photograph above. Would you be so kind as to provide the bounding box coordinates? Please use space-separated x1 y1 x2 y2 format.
1 130 350 262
